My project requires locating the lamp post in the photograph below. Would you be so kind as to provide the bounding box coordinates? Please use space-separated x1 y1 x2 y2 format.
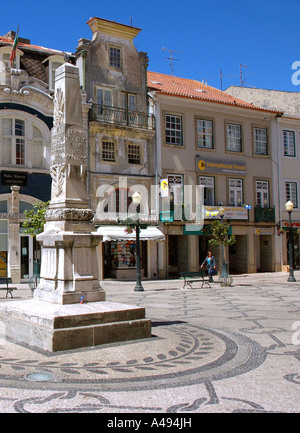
285 200 296 282
132 191 144 292
218 207 228 280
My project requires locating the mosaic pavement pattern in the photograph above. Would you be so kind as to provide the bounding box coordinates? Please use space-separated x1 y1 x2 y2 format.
0 272 299 413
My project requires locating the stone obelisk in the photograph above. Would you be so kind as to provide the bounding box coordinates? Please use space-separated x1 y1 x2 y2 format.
34 63 105 304
0 64 151 352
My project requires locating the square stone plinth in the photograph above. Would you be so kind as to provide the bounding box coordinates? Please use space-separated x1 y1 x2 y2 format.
0 300 151 352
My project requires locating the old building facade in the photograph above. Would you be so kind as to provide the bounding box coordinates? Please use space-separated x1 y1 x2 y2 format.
0 19 295 283
0 31 71 282
225 86 300 271
148 72 281 277
75 18 158 280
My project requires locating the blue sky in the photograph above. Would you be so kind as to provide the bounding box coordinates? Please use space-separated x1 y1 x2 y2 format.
1 0 300 92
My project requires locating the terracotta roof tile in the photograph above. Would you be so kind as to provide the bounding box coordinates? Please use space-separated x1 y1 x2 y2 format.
147 71 282 114
0 36 67 56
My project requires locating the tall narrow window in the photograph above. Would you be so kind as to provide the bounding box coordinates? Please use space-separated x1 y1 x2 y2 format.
2 118 12 164
256 181 269 208
168 174 184 204
2 118 25 165
199 176 215 206
102 141 116 162
32 126 44 167
165 114 183 146
285 182 298 208
15 119 25 165
283 130 296 157
229 178 243 206
109 46 121 68
254 127 268 155
197 119 213 148
227 123 242 152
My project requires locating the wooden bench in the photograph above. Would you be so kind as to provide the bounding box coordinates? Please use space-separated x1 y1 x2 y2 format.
0 277 17 298
180 271 211 289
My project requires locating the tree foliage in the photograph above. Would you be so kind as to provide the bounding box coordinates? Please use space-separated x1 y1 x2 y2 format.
208 220 236 248
22 201 49 237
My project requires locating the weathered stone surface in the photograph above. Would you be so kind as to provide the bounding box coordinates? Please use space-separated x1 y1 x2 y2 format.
0 299 151 352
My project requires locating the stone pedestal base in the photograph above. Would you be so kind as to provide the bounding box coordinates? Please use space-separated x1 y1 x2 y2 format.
0 299 151 352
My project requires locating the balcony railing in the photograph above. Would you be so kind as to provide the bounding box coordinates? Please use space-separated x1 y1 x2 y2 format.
89 104 155 130
254 206 275 222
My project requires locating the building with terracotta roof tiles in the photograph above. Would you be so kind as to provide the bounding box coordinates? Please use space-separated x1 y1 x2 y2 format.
0 30 73 283
225 85 300 273
148 71 282 277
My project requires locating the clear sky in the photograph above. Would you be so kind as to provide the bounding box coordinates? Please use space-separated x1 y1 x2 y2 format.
1 0 300 92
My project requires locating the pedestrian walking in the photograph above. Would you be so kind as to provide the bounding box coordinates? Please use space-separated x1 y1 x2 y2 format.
201 251 216 282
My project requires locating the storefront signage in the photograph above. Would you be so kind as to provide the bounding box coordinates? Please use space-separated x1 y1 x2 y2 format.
1 171 27 187
205 206 248 220
255 227 274 235
196 156 246 174
282 221 300 228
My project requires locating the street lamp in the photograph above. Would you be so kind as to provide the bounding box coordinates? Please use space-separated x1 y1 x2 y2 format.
285 200 296 282
132 191 144 292
218 207 228 280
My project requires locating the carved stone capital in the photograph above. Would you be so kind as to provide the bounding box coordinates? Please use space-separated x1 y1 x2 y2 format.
46 208 94 222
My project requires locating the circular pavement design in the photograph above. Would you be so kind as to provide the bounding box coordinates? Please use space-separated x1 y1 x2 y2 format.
0 322 266 392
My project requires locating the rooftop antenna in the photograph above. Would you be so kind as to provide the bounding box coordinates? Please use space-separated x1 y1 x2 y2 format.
162 47 182 76
240 64 249 87
129 17 133 26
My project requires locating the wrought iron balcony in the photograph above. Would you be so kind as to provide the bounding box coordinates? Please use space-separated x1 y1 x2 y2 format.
254 206 275 222
89 104 155 130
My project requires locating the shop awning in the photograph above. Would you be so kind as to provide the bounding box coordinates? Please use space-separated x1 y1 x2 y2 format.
96 225 165 242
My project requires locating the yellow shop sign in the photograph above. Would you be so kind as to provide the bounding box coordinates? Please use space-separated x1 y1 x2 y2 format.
196 157 246 174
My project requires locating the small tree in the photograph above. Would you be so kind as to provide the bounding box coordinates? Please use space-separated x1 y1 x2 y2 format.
208 220 236 248
22 201 49 237
208 220 236 282
22 201 49 276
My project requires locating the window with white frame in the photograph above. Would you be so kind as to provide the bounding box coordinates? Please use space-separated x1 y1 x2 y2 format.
2 118 25 165
256 180 269 208
229 178 243 207
285 181 298 208
199 176 215 206
254 127 268 155
165 114 183 146
227 123 242 152
1 117 47 168
196 119 213 149
32 125 44 167
283 130 296 157
102 140 116 162
167 174 184 204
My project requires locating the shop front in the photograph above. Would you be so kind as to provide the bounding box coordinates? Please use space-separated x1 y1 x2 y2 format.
97 225 165 280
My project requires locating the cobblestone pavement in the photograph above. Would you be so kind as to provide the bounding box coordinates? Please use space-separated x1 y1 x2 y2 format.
0 271 299 413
